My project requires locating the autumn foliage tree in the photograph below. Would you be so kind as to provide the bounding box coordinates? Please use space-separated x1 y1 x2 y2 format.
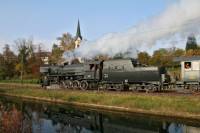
137 48 185 67
26 45 44 78
137 52 150 65
49 44 64 64
57 33 76 51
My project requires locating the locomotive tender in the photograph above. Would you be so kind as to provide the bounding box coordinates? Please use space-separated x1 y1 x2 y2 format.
40 58 169 91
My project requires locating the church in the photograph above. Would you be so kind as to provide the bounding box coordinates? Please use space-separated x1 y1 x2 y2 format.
74 20 82 49
57 20 83 52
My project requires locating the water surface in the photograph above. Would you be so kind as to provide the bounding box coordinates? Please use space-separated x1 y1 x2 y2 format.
0 96 199 133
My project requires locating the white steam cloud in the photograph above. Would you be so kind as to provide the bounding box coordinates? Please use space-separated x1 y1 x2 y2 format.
70 0 200 59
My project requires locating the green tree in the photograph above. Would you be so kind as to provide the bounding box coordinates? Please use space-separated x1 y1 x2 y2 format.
185 34 198 51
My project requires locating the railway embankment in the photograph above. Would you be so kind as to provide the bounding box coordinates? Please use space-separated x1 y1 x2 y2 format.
0 83 200 121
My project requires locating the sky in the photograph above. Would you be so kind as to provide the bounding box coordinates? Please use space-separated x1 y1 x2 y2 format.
0 0 176 52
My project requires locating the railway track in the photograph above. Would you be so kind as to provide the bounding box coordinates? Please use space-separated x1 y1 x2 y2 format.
0 82 199 96
45 84 200 96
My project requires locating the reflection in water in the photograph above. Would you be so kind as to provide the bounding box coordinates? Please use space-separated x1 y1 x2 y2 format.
0 96 199 133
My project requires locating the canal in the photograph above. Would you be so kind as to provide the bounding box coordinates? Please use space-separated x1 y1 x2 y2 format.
0 96 199 133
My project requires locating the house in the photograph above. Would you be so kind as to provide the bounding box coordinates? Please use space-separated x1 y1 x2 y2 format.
35 51 51 65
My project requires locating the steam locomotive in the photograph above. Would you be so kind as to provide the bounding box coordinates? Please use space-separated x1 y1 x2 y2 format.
40 58 171 91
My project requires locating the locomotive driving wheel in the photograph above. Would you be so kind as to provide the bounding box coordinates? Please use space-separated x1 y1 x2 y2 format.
190 84 199 92
147 85 157 93
60 81 66 89
80 81 88 90
65 80 72 89
72 80 80 89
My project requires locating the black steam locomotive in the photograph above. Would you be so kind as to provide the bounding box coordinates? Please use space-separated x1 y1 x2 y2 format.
40 59 170 91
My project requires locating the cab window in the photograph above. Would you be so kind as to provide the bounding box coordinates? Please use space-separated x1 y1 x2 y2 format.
184 62 191 69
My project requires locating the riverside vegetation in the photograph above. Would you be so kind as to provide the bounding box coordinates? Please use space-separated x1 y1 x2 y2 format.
0 84 200 120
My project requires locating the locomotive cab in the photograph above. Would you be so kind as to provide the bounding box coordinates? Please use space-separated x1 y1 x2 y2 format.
83 61 103 81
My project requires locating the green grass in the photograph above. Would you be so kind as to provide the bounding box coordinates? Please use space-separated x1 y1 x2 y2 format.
0 86 200 117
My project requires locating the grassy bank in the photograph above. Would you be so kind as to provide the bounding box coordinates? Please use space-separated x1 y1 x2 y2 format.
0 79 39 84
0 85 200 120
0 83 40 89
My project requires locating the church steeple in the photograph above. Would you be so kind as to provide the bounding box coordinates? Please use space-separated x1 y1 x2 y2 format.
75 20 82 40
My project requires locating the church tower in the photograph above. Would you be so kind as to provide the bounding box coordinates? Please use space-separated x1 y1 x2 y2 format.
74 20 82 48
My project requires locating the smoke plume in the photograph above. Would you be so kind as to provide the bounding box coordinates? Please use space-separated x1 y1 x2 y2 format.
70 0 200 59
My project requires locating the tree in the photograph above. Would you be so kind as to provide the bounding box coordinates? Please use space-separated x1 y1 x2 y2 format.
3 44 17 79
149 48 173 66
137 52 150 65
0 44 17 79
185 34 198 51
15 38 34 81
173 48 185 57
57 33 75 51
26 44 44 78
149 49 166 66
50 44 64 64
185 49 200 56
0 54 6 79
149 48 186 67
